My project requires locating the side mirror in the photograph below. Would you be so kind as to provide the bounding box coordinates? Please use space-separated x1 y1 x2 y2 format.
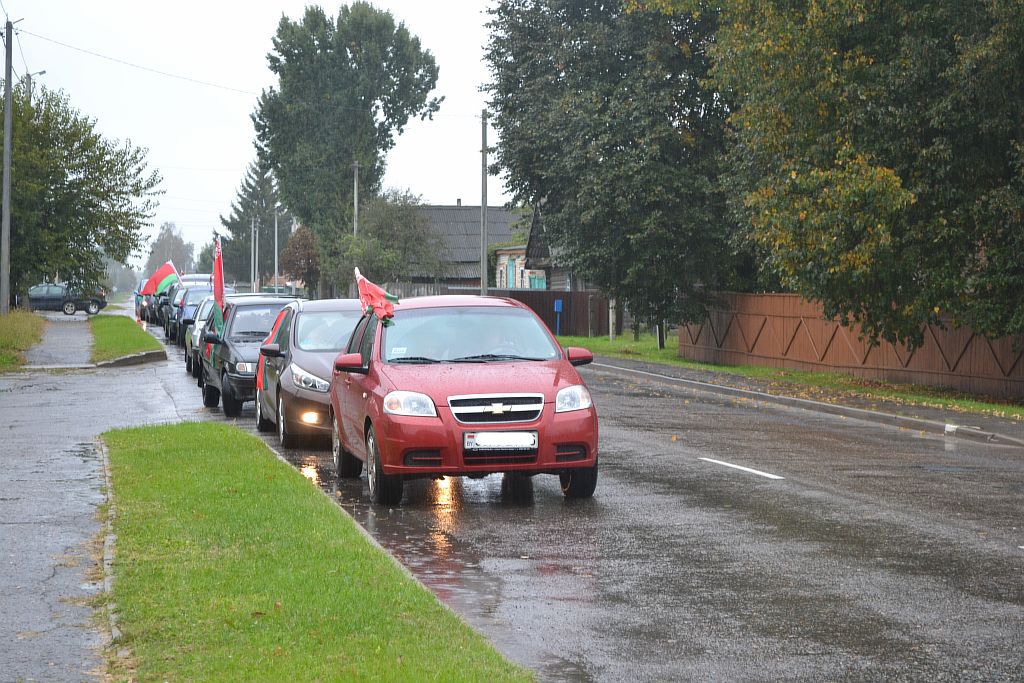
333 352 367 375
565 347 593 367
260 343 283 358
203 330 221 345
182 317 195 326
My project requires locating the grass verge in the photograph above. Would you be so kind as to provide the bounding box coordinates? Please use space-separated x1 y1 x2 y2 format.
89 314 162 363
559 332 1024 420
102 423 530 682
0 309 45 371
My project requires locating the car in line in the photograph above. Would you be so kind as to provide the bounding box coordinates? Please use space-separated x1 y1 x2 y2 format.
256 298 362 447
27 283 107 315
200 295 299 417
329 295 599 505
189 292 266 382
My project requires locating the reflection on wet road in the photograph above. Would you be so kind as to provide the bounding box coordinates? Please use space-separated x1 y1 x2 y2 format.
152 325 1024 681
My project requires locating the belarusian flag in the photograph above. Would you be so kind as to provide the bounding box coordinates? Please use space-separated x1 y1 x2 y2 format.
206 239 227 358
355 267 399 324
140 261 179 295
256 309 287 391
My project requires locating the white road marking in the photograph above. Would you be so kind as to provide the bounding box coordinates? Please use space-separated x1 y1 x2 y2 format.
699 457 785 480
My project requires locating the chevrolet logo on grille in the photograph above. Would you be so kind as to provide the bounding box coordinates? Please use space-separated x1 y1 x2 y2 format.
489 402 510 415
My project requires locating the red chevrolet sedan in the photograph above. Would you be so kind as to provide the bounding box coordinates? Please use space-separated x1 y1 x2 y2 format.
330 295 598 505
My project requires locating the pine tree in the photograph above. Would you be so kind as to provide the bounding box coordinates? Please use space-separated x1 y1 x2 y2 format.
217 162 292 284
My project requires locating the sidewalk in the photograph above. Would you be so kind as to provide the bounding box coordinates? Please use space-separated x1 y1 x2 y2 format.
23 311 93 367
589 355 1024 447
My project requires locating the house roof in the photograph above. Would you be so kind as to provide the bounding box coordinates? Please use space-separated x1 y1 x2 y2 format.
419 205 529 279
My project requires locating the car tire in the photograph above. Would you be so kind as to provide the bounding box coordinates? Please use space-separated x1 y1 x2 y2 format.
185 351 193 374
366 426 402 505
62 301 76 316
86 300 100 315
332 412 362 478
255 394 274 432
202 372 220 407
221 374 242 418
560 459 599 499
277 394 297 449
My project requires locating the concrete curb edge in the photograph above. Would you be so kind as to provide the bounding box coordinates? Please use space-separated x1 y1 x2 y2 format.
589 360 1024 450
95 349 167 368
97 439 128 660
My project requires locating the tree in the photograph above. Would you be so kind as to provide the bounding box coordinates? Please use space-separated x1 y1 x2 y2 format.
217 161 291 282
102 257 140 293
486 0 735 345
194 239 215 274
280 224 320 295
321 189 445 286
253 2 442 291
5 85 159 305
144 222 194 275
705 0 1024 346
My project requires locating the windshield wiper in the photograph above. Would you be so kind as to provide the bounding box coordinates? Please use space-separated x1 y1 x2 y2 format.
228 331 270 341
449 354 547 362
389 356 441 364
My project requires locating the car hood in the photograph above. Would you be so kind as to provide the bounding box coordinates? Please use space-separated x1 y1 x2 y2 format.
378 360 581 404
225 339 264 363
290 351 335 382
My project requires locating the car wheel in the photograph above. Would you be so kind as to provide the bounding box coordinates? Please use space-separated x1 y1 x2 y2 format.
277 394 297 448
86 300 100 315
202 371 220 407
366 426 402 505
221 374 242 417
185 351 192 374
62 301 76 316
559 458 599 499
333 412 362 478
255 393 274 432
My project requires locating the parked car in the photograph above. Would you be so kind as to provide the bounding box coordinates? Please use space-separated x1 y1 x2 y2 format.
256 298 362 447
329 295 599 505
186 295 216 378
200 295 299 417
27 283 107 315
165 288 187 341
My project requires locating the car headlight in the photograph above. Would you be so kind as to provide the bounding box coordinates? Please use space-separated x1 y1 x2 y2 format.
555 385 593 413
234 362 255 374
142 300 148 307
383 390 437 417
291 363 330 393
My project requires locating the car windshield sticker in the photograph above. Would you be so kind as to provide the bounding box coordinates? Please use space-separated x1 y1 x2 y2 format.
392 347 407 355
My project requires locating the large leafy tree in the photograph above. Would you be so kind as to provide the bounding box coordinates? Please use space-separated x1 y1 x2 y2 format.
704 0 1024 346
144 222 194 275
486 0 735 339
280 224 321 294
323 189 445 286
5 85 159 304
253 2 442 291
217 162 291 283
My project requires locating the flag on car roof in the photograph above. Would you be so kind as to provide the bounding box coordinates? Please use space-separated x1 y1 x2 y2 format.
140 261 179 295
355 267 398 325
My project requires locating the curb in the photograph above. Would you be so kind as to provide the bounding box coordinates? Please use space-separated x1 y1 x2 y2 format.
97 439 129 659
588 360 1024 449
22 349 167 371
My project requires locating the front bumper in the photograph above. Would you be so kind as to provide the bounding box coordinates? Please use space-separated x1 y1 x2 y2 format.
225 372 256 401
281 390 331 434
374 405 598 477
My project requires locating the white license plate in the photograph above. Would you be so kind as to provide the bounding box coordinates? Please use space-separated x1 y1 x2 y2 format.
464 431 538 450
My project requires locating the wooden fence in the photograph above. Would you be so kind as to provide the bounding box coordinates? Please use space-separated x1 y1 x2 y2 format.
373 283 613 337
679 292 1024 398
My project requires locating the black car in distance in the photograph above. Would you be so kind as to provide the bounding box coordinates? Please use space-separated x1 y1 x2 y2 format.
200 295 299 417
255 298 362 447
27 283 107 315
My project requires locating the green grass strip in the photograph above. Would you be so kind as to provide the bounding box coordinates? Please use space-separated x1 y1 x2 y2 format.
559 332 1024 420
90 314 163 363
0 309 45 372
103 423 530 682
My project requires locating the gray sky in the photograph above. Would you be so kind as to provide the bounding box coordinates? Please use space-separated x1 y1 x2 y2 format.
10 0 509 269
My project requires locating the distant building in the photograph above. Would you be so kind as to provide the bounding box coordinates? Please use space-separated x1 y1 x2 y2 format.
525 208 588 291
495 245 546 289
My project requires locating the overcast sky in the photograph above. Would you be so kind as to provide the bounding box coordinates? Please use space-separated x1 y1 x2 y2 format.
9 0 508 270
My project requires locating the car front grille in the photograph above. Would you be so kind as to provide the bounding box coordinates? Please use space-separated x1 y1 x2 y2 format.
462 450 538 466
448 393 544 424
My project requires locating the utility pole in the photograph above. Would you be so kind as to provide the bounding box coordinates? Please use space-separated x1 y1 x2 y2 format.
274 210 278 290
254 215 259 292
352 160 359 236
24 70 42 106
480 109 488 296
1 20 12 314
250 216 255 289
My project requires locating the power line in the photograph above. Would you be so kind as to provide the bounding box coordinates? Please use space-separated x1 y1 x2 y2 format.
17 28 258 96
14 29 28 76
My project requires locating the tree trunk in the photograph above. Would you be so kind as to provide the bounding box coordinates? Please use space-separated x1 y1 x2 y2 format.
657 320 666 350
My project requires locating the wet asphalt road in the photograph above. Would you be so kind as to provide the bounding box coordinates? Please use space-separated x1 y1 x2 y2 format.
143 323 1024 682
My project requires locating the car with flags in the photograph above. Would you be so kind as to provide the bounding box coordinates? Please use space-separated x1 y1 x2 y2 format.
200 295 299 417
329 271 599 505
254 298 362 447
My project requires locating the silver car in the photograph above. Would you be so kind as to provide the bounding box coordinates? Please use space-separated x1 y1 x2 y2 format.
187 296 216 381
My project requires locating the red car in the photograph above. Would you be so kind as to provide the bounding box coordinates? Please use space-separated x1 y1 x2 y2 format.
330 295 598 505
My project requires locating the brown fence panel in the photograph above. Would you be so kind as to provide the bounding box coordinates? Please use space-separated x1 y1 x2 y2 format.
680 292 1024 398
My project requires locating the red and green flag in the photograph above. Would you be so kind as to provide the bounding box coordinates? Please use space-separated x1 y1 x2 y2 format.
256 309 287 391
206 240 227 358
355 267 399 325
140 261 180 295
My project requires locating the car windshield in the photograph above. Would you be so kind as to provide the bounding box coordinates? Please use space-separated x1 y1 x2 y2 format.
173 290 186 304
227 305 284 340
184 288 212 305
195 299 214 324
383 307 559 363
295 310 362 352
